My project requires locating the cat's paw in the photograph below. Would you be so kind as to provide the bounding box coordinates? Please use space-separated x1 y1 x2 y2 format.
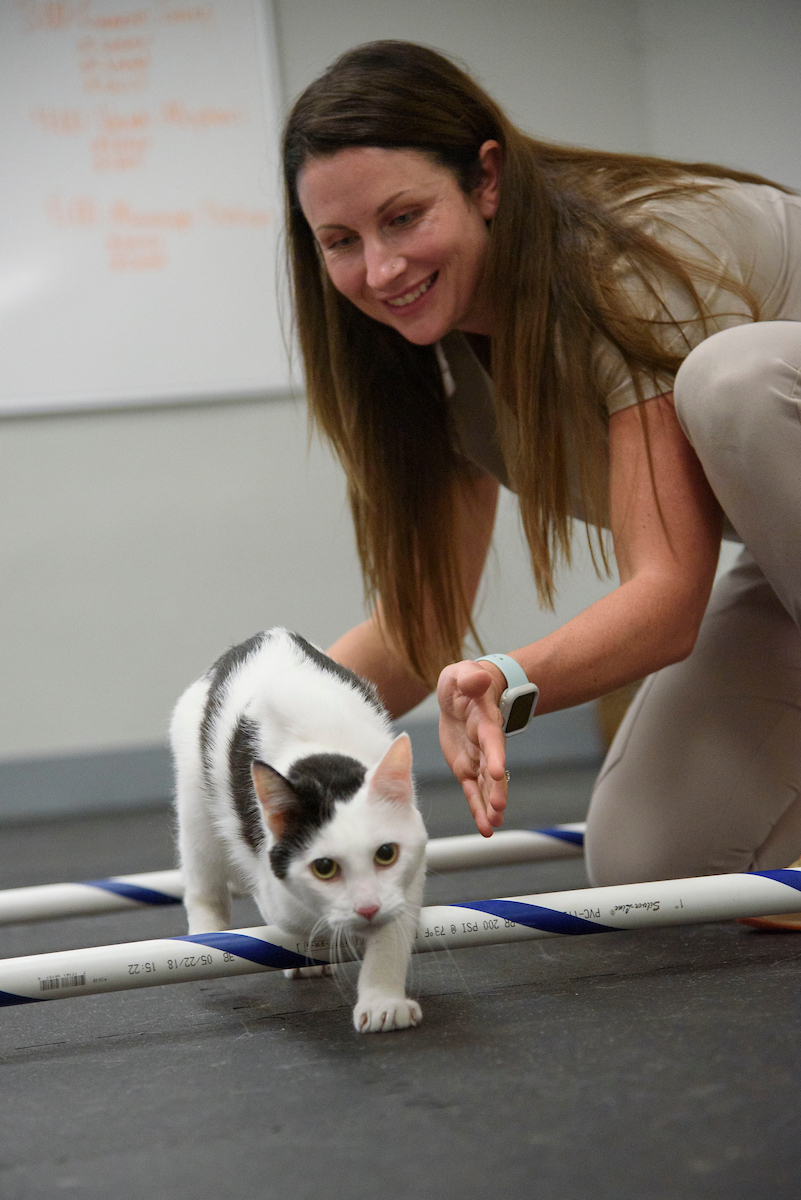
283 964 334 980
353 995 422 1034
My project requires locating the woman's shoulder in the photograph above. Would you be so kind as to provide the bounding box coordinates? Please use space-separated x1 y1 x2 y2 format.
606 176 799 316
596 178 801 417
617 177 798 254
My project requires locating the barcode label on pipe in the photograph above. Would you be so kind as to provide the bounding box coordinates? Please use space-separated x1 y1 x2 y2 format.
39 974 86 991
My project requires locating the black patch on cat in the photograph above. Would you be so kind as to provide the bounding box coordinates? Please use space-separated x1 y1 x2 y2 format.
228 716 266 852
269 752 367 879
288 632 385 716
199 631 269 777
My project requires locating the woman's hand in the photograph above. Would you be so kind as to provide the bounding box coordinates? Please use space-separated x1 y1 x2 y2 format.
437 659 509 836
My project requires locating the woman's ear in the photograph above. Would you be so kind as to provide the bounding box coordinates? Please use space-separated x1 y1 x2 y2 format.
474 139 502 221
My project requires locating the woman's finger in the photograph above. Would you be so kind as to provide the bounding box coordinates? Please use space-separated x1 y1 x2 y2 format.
461 776 495 837
477 759 507 820
477 715 507 781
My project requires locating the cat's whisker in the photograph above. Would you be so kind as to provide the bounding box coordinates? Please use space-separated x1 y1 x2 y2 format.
395 895 467 998
307 914 329 961
325 925 359 1002
333 922 357 965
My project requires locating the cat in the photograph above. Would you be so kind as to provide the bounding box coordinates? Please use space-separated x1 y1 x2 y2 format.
170 627 427 1033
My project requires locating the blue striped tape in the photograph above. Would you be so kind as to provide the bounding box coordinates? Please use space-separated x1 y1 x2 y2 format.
753 868 801 894
0 935 326 1008
83 880 183 906
535 826 585 846
0 989 41 1007
454 899 615 935
176 931 329 971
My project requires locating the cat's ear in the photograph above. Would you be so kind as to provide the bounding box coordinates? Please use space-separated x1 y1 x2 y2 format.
367 733 413 805
251 760 295 839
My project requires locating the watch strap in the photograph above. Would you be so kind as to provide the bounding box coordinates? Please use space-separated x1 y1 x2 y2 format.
475 654 529 691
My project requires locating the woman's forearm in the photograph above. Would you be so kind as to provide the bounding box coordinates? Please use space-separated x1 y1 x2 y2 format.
505 568 711 715
327 616 431 719
433 573 701 839
503 393 723 715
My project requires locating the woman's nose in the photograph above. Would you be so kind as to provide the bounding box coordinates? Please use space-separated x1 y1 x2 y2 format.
364 245 406 290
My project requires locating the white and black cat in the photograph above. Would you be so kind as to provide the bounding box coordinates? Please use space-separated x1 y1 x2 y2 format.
170 628 427 1033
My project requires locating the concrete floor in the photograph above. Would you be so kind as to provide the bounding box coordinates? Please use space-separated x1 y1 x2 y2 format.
0 766 799 1200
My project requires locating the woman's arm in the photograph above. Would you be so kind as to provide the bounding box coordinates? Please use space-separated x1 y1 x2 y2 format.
438 392 724 834
327 468 501 719
326 616 430 718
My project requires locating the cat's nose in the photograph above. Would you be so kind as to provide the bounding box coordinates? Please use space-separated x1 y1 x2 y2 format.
356 904 380 920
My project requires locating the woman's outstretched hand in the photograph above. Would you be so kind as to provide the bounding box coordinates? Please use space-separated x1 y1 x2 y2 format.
437 659 508 837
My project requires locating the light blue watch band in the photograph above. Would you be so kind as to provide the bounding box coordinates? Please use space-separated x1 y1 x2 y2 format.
475 654 529 691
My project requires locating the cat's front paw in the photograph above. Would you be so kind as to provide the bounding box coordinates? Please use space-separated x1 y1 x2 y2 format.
353 995 422 1034
283 964 334 980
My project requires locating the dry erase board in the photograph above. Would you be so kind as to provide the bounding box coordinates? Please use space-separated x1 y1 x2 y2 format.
0 0 289 415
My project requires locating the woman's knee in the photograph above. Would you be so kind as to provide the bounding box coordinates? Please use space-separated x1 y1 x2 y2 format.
674 321 801 453
585 771 709 886
585 806 684 886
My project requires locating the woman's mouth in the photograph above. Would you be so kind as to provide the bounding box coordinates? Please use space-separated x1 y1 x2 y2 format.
385 272 438 308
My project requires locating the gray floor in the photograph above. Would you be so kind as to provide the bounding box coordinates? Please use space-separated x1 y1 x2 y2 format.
0 766 799 1200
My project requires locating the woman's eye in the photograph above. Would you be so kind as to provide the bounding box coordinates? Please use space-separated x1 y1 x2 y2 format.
311 858 339 880
390 210 418 228
325 234 357 252
374 843 398 866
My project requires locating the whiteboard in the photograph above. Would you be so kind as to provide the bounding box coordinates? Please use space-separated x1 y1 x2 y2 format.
0 0 290 415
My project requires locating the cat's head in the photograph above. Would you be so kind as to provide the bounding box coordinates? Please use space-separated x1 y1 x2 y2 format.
251 733 427 934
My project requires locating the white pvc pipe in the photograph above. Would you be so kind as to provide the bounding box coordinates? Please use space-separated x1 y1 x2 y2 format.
0 871 186 924
0 825 585 925
1 866 798 1007
424 824 584 871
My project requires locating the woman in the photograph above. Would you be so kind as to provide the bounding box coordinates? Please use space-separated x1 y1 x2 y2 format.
282 40 801 895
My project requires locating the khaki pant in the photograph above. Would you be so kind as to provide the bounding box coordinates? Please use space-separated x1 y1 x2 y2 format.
586 321 801 884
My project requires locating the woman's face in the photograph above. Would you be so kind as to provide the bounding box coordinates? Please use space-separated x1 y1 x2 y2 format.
297 143 500 344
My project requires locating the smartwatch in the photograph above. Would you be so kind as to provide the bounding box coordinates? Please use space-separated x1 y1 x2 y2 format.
475 654 539 737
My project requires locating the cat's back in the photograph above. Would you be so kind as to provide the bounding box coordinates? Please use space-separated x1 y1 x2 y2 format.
171 628 393 786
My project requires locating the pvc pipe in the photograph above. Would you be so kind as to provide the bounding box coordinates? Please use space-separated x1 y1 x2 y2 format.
425 824 584 872
0 825 585 926
0 871 186 925
1 866 798 1007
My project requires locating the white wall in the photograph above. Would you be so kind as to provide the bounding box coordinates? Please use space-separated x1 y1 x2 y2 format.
0 397 366 757
0 0 797 762
275 0 648 153
638 0 801 189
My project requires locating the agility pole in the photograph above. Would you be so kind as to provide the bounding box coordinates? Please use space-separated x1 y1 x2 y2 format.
0 824 585 925
1 866 798 1007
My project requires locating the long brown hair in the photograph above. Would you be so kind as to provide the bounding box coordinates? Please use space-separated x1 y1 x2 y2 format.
283 40 792 687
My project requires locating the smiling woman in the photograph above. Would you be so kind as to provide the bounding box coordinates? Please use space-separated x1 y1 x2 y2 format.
297 144 499 342
281 40 801 901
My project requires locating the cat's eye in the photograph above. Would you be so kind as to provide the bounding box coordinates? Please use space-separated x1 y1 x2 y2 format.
374 843 398 867
311 858 339 881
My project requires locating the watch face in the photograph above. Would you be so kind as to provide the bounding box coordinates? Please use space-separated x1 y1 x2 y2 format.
505 690 537 734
